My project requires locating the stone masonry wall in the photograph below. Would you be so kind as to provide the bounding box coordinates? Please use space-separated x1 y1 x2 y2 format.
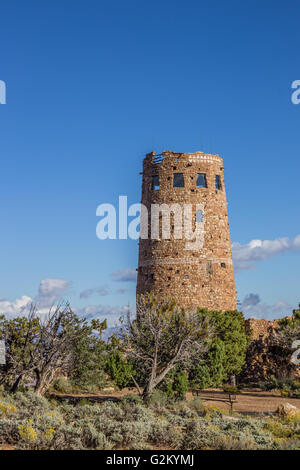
241 317 300 382
245 318 280 340
136 150 237 311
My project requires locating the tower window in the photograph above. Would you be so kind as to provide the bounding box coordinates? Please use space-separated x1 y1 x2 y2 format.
196 210 203 223
221 262 226 268
173 173 184 188
196 173 207 188
216 175 222 190
152 175 160 190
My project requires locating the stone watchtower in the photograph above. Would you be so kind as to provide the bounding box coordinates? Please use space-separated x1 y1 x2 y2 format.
136 150 237 311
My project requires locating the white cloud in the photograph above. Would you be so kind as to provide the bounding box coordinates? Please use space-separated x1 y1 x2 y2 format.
36 278 70 307
232 234 300 272
111 268 137 283
75 304 131 327
241 293 292 320
0 276 133 325
0 296 32 318
79 286 130 298
80 286 110 299
242 293 261 307
38 278 70 297
0 278 71 319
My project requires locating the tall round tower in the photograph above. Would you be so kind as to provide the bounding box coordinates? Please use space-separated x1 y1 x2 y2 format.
136 150 237 311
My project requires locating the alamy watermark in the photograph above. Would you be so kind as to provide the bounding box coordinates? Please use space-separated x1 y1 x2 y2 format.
0 340 6 365
0 80 6 104
96 196 205 251
291 340 300 365
291 80 300 105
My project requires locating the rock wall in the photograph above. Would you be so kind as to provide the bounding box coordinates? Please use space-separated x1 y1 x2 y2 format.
240 317 299 383
245 318 279 340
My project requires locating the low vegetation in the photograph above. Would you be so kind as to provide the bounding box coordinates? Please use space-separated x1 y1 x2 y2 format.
0 390 299 450
0 296 299 450
259 377 300 398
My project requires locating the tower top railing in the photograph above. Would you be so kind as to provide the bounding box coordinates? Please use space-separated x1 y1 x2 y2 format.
146 150 222 166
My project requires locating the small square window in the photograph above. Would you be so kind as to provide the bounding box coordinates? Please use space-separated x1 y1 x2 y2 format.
173 173 184 188
216 175 222 190
221 262 226 268
152 175 160 190
196 173 207 188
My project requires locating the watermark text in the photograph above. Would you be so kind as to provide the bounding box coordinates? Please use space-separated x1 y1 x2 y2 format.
0 80 6 104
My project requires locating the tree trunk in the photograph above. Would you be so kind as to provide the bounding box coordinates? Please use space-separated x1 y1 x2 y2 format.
34 368 43 395
230 374 236 387
34 367 56 395
142 361 178 401
131 375 142 396
10 374 23 393
142 379 154 402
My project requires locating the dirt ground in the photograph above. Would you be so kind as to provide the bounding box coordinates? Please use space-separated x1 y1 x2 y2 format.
186 389 300 414
53 388 300 415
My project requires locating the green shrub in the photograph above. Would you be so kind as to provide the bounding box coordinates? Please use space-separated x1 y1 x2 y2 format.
105 350 134 389
81 423 113 449
149 420 181 447
259 377 300 397
51 377 73 394
120 394 142 406
188 398 204 414
148 390 170 411
223 385 241 394
172 371 189 399
173 403 198 419
264 420 293 439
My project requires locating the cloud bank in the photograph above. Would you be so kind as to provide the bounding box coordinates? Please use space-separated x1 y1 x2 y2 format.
0 278 71 318
0 278 131 327
232 234 300 272
75 303 131 327
0 296 32 318
36 278 71 307
241 293 292 320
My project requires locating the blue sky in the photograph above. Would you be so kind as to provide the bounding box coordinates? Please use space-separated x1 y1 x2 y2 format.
0 0 299 324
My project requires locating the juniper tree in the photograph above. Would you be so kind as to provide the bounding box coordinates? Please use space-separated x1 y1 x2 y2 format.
122 293 213 401
192 309 248 387
277 310 300 367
